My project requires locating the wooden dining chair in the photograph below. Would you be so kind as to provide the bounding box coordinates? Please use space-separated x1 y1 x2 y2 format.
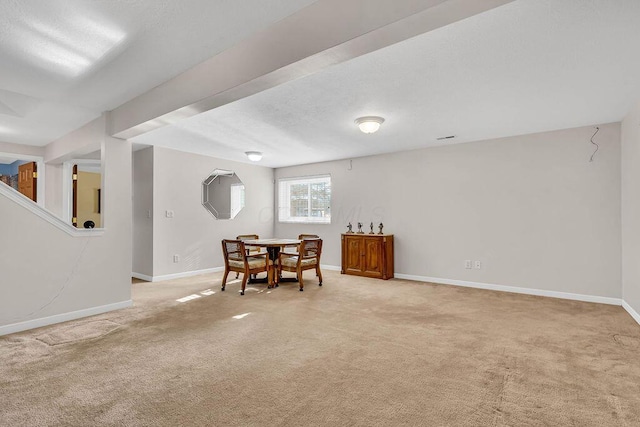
221 239 272 295
298 234 319 240
277 238 323 291
236 234 261 279
298 234 320 276
237 234 260 245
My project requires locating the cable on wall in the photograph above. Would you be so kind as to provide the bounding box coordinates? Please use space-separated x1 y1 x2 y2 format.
589 127 600 162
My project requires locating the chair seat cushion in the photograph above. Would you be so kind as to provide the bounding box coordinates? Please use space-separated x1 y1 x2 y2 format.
281 256 317 268
229 257 270 270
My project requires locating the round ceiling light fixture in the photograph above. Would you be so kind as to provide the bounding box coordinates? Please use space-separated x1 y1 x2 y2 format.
245 151 263 162
355 116 385 134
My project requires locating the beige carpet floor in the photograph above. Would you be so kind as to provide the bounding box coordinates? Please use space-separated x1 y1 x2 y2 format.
1 271 640 426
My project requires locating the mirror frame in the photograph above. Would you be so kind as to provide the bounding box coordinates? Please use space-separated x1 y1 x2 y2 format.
202 168 245 220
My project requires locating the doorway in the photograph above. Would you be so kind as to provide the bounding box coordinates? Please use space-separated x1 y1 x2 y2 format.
0 155 44 206
73 164 102 228
63 159 102 228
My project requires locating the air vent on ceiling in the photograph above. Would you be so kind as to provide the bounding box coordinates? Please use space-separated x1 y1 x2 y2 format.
436 135 456 141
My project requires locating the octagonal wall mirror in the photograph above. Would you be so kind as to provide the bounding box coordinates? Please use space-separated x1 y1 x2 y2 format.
202 169 245 219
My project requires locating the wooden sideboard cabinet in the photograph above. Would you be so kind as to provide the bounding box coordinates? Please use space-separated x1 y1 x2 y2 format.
341 234 394 280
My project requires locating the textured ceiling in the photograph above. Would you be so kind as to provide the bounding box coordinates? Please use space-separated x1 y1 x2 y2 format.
132 0 640 168
3 0 640 168
0 0 318 145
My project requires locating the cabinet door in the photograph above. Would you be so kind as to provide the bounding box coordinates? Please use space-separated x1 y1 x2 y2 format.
363 237 383 277
344 236 363 274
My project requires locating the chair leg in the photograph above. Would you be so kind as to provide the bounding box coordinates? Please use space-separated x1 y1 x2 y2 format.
317 266 323 286
222 269 229 291
240 274 248 296
235 272 239 279
298 268 304 291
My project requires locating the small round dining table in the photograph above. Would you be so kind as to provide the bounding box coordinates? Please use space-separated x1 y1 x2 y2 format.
242 238 301 286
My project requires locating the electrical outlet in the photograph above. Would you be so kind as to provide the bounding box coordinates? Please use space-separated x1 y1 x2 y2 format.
474 261 482 269
465 260 472 269
173 255 180 263
166 210 174 218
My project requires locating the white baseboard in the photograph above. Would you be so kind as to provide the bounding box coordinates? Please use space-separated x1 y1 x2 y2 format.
0 300 133 337
132 272 153 282
394 273 622 306
622 300 640 326
133 267 224 283
136 267 631 313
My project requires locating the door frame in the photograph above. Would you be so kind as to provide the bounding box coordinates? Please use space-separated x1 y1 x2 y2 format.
0 152 45 208
62 159 102 226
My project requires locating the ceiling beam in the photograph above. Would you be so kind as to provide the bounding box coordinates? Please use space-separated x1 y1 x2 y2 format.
46 115 105 163
0 141 45 158
109 0 514 140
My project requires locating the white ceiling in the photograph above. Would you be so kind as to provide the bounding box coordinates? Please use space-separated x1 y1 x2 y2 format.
0 0 317 145
2 0 640 169
131 0 640 168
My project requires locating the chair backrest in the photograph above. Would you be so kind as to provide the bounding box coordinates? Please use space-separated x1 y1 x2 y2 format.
222 239 246 264
298 234 319 240
237 234 260 253
299 238 322 259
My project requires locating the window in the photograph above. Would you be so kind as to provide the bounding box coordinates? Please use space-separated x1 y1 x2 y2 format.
278 175 331 223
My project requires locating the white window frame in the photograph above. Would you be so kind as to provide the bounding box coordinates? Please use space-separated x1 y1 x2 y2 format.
278 174 331 224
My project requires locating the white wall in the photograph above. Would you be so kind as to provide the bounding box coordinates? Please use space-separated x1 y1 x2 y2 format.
622 102 640 317
45 163 63 218
275 123 621 298
101 134 133 288
151 147 274 277
0 118 132 335
133 147 154 277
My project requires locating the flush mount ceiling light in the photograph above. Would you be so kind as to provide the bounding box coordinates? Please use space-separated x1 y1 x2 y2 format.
355 116 385 134
245 151 262 162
